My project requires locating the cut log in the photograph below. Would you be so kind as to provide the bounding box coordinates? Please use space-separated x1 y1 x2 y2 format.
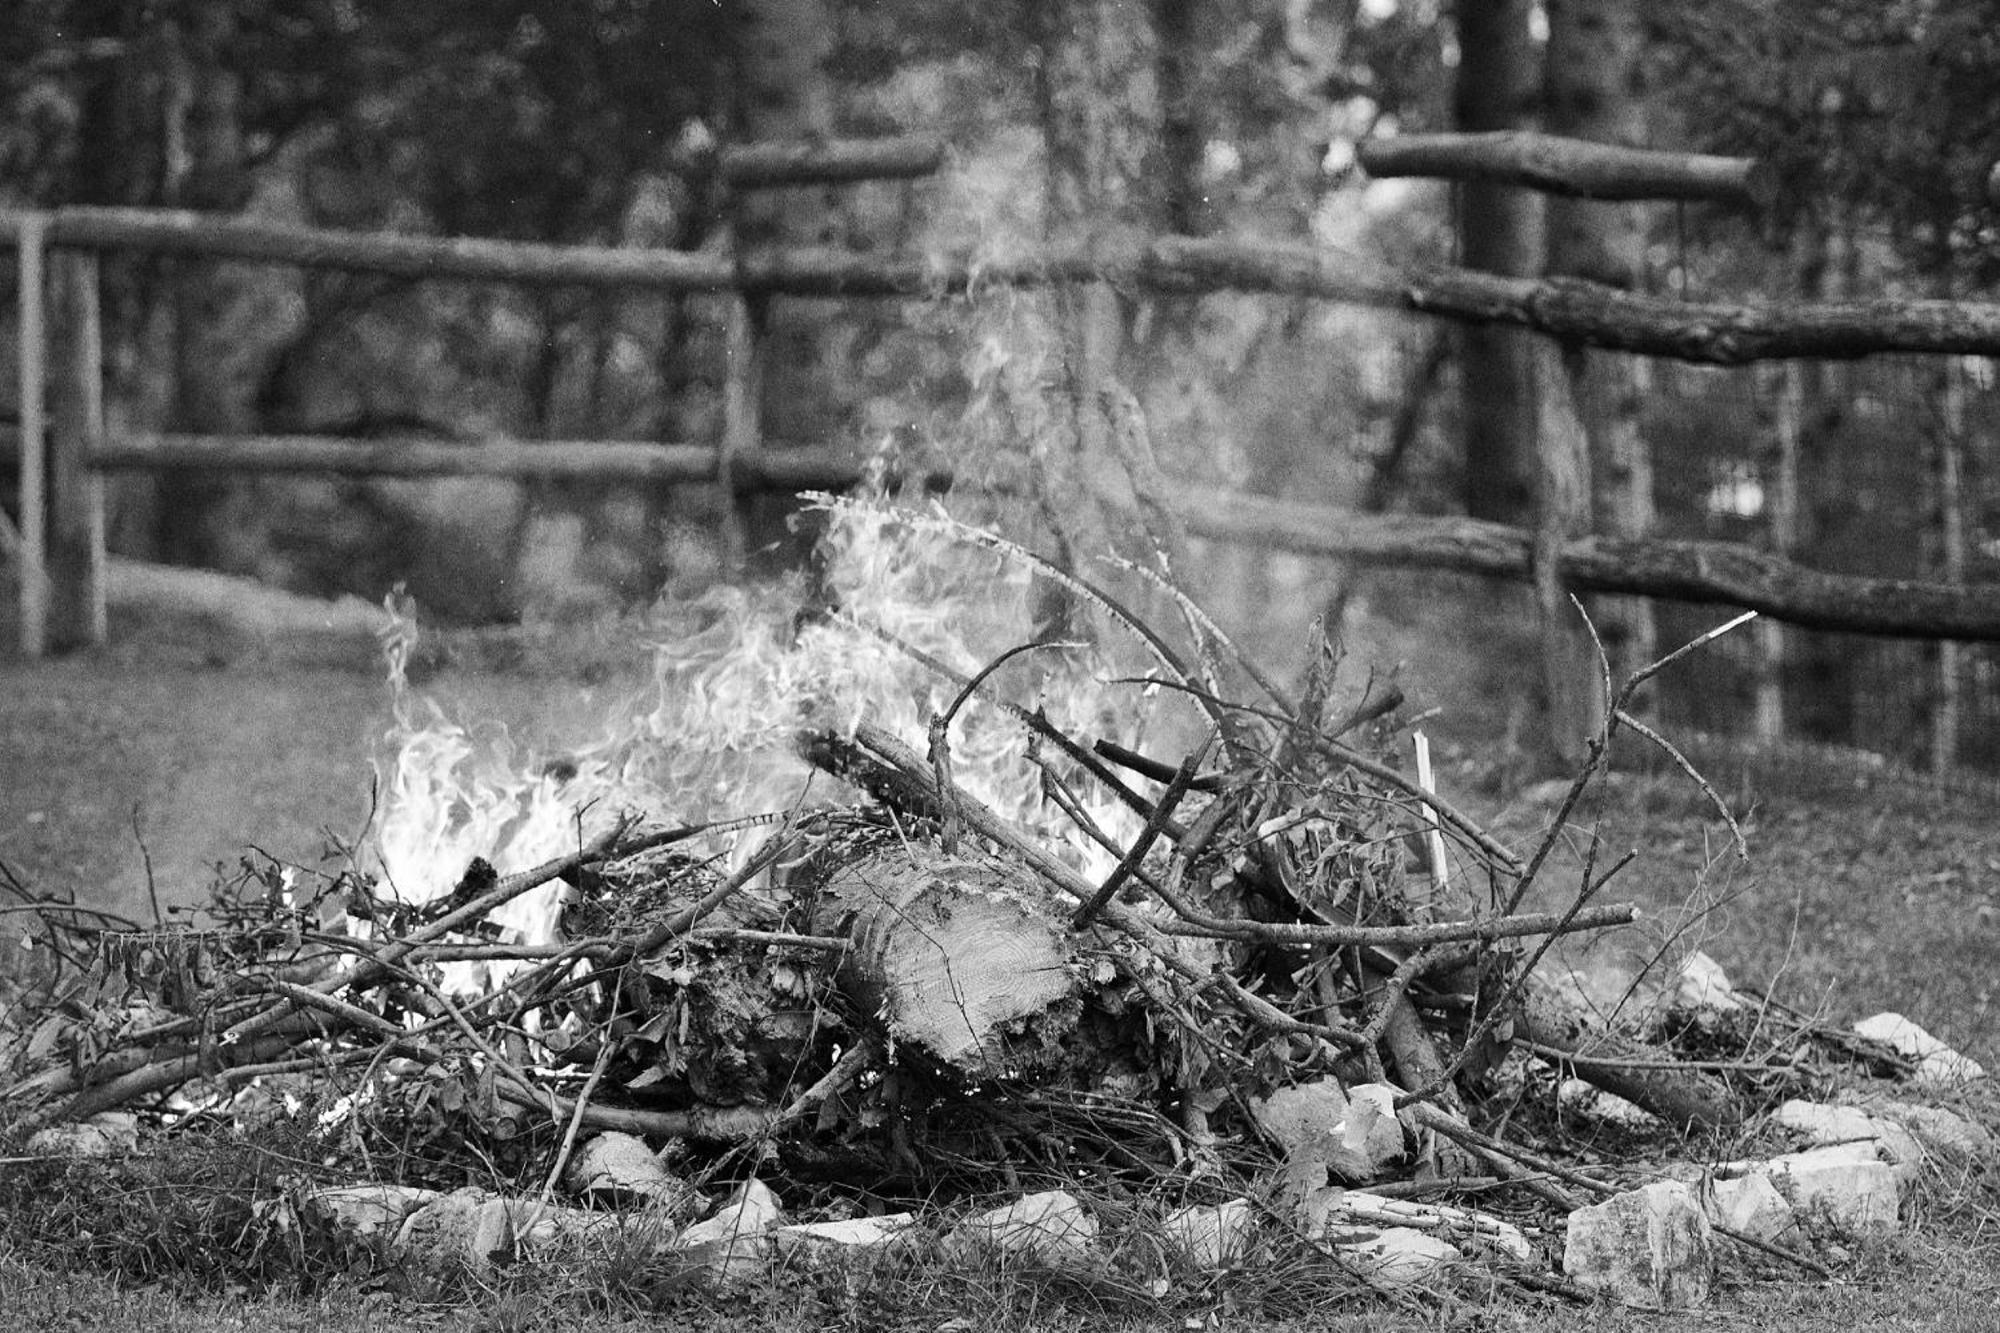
809 842 1085 1079
1518 974 1744 1130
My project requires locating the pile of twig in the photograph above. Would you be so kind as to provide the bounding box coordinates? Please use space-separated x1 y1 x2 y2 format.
0 530 1813 1217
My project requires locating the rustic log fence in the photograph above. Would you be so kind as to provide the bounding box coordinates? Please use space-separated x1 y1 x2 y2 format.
4 131 1998 708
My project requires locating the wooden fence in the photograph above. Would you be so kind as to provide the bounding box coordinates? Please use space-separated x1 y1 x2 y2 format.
5 130 1999 671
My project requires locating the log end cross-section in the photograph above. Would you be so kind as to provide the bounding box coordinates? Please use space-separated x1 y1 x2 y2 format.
813 845 1083 1079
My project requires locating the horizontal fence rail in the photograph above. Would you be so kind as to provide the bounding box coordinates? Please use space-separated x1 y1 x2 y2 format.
1355 131 1769 208
1176 491 2000 643
4 211 2000 365
78 433 936 490
5 186 1998 662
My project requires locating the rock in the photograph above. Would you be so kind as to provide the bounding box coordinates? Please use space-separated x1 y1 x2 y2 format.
1161 1199 1256 1270
1871 1101 1996 1162
25 1112 141 1158
1340 1083 1410 1178
394 1187 518 1270
302 1184 440 1241
773 1213 919 1266
675 1178 785 1284
565 1131 704 1214
1559 1077 1665 1132
1774 1099 1925 1187
1329 1191 1532 1263
1767 1145 1900 1234
1250 1080 1353 1155
1702 1170 1795 1243
958 1190 1098 1265
1563 1180 1713 1311
1250 1079 1404 1183
1672 951 1743 1016
1330 1226 1462 1289
515 1203 663 1260
1853 1012 1987 1087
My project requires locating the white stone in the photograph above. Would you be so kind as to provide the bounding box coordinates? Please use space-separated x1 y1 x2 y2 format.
1161 1199 1256 1270
1329 1226 1461 1289
1775 1099 1876 1142
1250 1080 1352 1155
1702 1171 1795 1243
1337 1084 1409 1178
25 1111 140 1158
1673 951 1743 1015
1563 1180 1713 1311
394 1186 518 1269
958 1189 1098 1265
1775 1100 1925 1187
515 1203 663 1259
1873 1101 1996 1162
676 1178 785 1284
1559 1077 1665 1132
1767 1146 1900 1234
565 1131 702 1213
303 1184 439 1240
773 1213 918 1264
1331 1191 1533 1262
1853 1012 1987 1087
1251 1079 1404 1183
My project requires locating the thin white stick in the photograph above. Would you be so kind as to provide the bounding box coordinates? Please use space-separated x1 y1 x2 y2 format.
1413 730 1451 891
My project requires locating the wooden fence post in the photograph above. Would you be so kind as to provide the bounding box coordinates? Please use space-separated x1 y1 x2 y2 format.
1931 357 1968 774
49 249 107 649
719 286 765 569
14 213 48 658
1754 362 1801 741
1530 339 1603 766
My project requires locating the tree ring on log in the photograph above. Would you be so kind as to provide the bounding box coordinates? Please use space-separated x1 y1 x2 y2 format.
811 843 1083 1079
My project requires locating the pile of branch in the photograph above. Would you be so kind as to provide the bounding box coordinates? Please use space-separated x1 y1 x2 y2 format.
0 564 1835 1217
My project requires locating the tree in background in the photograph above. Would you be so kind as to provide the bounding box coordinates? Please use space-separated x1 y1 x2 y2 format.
1652 1 2000 763
1544 0 1657 693
1451 0 1540 526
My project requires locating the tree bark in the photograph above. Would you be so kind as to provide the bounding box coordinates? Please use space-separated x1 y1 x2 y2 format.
1530 342 1603 766
20 214 2000 364
1545 0 1658 696
1358 132 1766 206
1167 490 2000 642
1453 0 1542 524
1029 0 1171 628
156 5 258 575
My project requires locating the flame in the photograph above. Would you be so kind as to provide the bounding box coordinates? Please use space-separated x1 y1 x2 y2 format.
366 497 1196 976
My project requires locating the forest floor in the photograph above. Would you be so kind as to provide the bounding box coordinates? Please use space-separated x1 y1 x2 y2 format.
0 588 1996 1331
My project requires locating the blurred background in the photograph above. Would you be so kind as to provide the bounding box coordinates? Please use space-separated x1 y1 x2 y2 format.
1 0 1997 776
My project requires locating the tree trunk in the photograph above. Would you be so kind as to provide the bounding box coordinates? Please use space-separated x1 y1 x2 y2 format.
1030 0 1172 629
1153 0 1206 238
726 0 843 572
157 7 260 576
809 842 1088 1079
1454 0 1541 524
1545 0 1658 693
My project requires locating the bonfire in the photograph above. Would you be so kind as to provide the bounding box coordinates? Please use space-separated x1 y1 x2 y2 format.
0 495 1987 1310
